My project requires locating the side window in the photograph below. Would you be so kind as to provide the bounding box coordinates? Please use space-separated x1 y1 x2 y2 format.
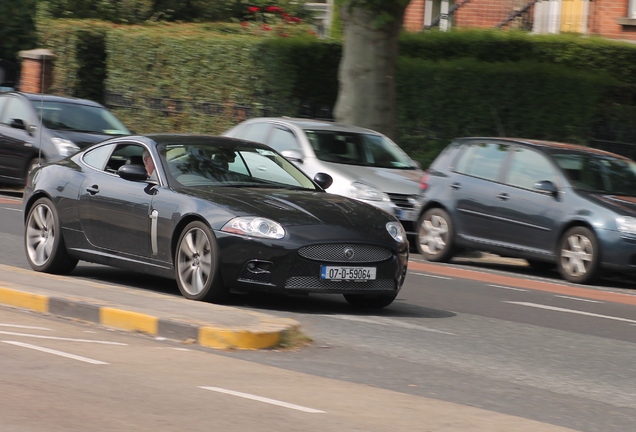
505 148 557 190
267 126 300 153
0 97 33 125
103 143 145 174
82 144 116 170
0 96 7 121
455 142 509 181
241 123 272 144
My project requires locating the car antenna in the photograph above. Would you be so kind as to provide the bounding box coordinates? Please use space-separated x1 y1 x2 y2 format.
36 53 45 168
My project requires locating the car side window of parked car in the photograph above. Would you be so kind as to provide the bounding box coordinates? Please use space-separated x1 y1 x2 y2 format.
0 97 33 126
505 147 558 190
267 126 300 153
240 122 272 144
454 141 509 182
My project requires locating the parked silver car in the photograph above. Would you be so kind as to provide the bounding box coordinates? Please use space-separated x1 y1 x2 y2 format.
224 118 424 234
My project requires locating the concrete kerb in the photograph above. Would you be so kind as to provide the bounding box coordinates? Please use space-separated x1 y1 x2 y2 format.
0 272 300 351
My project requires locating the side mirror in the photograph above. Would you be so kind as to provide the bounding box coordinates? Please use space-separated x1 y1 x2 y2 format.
281 149 303 162
118 164 150 182
10 118 27 131
314 172 333 190
534 180 559 197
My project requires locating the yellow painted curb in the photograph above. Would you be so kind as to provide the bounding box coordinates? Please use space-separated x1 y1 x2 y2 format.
0 287 48 312
100 308 158 334
198 326 281 350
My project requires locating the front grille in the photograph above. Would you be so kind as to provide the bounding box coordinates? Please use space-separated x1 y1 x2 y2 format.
387 193 416 210
238 269 271 283
298 244 392 263
285 277 396 291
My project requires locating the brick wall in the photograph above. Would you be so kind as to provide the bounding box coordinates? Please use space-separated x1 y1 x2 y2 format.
588 0 636 41
404 0 426 31
18 49 55 94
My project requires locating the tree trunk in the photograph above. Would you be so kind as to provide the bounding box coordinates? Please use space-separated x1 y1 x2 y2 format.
333 4 407 140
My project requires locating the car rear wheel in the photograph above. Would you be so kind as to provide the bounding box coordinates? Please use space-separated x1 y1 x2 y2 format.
416 208 455 262
175 221 227 302
24 197 78 274
557 226 600 284
343 293 397 309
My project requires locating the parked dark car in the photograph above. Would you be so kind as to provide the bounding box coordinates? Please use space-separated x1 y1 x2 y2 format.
0 92 130 186
416 137 636 284
23 134 408 308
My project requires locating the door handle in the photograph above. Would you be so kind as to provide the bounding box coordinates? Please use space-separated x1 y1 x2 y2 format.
86 185 99 195
450 182 461 190
497 193 509 201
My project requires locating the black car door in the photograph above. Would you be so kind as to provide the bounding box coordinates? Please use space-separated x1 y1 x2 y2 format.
0 95 37 182
77 143 156 258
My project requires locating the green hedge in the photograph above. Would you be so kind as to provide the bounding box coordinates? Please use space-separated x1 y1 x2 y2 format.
396 57 618 166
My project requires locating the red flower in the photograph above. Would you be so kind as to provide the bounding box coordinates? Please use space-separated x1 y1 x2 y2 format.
241 21 249 27
261 24 272 31
265 6 284 13
289 16 301 23
280 32 289 37
247 6 260 13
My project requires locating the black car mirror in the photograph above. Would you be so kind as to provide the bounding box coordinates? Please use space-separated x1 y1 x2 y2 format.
118 164 150 182
534 180 559 197
9 118 27 131
314 172 333 190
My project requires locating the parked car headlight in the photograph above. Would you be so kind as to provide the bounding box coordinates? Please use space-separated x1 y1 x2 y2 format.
386 221 406 242
350 181 390 202
221 217 285 239
52 137 80 157
616 216 636 235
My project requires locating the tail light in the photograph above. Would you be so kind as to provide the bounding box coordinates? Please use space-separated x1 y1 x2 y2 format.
420 170 429 192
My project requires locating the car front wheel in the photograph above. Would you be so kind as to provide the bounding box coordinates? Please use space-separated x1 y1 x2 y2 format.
175 221 227 302
24 197 78 274
557 226 600 284
416 208 455 262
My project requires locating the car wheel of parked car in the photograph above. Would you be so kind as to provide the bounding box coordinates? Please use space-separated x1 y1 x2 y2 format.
175 221 227 302
416 208 455 262
24 197 78 274
557 226 600 284
343 293 397 308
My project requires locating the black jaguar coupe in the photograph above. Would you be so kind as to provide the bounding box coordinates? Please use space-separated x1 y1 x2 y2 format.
23 134 408 308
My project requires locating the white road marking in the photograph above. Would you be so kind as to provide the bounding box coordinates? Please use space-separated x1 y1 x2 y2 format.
504 302 636 324
412 272 451 280
200 386 325 413
488 284 527 292
2 341 108 364
0 324 52 331
554 295 602 303
0 330 127 345
319 314 456 335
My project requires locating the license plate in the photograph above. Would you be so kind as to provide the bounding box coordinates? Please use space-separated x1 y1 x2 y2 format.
321 266 376 281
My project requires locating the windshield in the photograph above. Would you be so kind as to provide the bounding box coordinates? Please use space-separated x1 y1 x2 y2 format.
158 142 319 190
305 130 416 169
31 100 130 135
553 152 636 196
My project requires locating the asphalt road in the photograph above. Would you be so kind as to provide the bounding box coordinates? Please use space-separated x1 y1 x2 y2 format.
2 190 636 431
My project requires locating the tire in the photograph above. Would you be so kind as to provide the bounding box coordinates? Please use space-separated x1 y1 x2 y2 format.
416 208 455 262
527 259 555 272
343 293 397 309
24 197 78 274
557 226 600 284
175 221 227 302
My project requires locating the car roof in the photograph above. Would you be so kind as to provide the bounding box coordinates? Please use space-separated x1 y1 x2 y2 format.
456 137 628 160
244 117 383 135
144 133 274 150
4 91 104 107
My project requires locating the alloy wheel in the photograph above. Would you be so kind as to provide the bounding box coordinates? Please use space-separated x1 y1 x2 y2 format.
177 227 213 296
25 203 56 267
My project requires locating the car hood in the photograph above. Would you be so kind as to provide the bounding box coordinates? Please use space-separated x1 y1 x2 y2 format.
585 193 636 216
184 187 394 228
322 163 423 194
51 129 122 148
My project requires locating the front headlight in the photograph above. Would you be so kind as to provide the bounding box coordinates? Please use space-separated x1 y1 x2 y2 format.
616 216 636 235
386 221 406 242
349 181 390 202
51 137 80 157
221 217 285 239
